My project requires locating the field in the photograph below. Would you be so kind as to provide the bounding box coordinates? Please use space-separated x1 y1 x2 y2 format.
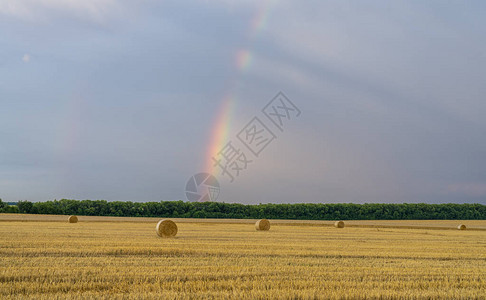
1 214 485 299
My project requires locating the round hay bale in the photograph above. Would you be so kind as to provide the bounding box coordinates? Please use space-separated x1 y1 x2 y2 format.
255 219 270 231
68 215 78 223
334 221 345 228
457 224 467 230
156 219 178 238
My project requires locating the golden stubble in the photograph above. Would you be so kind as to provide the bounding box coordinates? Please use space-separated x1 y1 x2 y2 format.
1 217 485 299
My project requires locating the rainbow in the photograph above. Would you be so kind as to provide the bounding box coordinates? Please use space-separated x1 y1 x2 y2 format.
235 49 252 71
205 94 235 174
250 0 276 39
59 94 84 162
204 0 277 176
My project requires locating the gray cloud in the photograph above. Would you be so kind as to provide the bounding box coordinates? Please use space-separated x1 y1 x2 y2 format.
1 0 485 204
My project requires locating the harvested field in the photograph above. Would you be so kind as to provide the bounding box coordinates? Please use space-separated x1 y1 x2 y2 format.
1 214 485 299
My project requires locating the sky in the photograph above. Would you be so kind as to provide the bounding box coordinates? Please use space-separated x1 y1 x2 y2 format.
1 0 485 204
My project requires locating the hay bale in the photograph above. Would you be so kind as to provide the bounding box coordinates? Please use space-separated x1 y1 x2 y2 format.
255 219 270 231
68 215 78 223
457 224 467 230
334 221 345 228
156 220 178 238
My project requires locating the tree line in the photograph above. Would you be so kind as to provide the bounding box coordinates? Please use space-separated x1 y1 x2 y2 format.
0 199 485 220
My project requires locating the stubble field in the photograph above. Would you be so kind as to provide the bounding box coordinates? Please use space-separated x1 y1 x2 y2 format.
1 214 485 299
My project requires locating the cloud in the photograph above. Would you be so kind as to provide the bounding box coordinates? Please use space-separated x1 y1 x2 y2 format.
1 0 485 204
0 0 119 22
447 183 486 197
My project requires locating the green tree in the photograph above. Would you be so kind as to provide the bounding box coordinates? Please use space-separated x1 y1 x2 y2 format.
0 198 6 212
17 200 35 213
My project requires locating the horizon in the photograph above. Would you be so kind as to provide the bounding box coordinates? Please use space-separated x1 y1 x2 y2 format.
3 199 485 206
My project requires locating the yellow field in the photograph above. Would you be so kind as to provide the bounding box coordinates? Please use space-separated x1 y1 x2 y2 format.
1 215 485 299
